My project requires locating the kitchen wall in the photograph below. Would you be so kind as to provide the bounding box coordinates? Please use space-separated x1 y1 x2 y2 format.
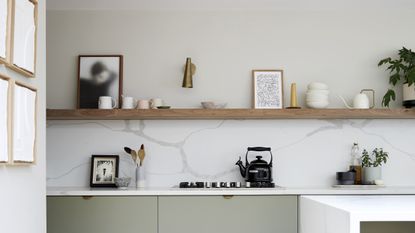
46 9 415 187
0 1 46 233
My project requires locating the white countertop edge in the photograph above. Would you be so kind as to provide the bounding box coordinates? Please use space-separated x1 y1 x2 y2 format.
47 186 415 196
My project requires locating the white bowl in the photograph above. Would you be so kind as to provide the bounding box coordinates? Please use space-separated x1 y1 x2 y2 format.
308 82 329 90
306 101 329 109
306 89 330 95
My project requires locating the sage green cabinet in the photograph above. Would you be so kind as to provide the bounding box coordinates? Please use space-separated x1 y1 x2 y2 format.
47 197 157 233
158 196 297 233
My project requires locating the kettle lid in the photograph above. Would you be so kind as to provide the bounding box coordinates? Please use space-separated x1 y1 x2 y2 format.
250 156 268 164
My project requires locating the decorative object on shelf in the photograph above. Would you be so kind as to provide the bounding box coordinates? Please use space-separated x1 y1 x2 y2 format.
114 177 131 190
306 82 329 109
201 101 227 109
182 57 196 88
0 0 10 64
338 89 375 109
77 55 123 109
378 47 415 108
90 155 119 188
286 83 301 109
8 0 38 77
361 148 389 185
121 96 136 109
98 96 116 109
124 144 146 188
150 98 164 109
137 99 150 109
0 75 11 164
253 70 284 109
12 81 36 164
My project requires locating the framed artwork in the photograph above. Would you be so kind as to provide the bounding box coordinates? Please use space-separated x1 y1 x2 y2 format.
0 0 11 64
9 0 38 77
253 70 284 109
77 55 123 109
0 75 11 164
12 81 37 164
90 155 119 188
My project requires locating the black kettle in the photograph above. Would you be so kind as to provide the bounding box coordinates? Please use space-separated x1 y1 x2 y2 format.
235 147 273 183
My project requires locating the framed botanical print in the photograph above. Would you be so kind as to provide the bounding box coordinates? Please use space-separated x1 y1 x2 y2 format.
253 70 284 109
0 75 11 164
12 81 37 164
9 0 38 77
77 55 123 109
90 155 119 188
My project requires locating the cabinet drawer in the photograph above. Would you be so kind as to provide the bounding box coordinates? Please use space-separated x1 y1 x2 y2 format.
47 197 157 233
159 196 297 233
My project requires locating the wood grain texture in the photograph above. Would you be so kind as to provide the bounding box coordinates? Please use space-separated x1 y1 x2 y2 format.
46 108 415 120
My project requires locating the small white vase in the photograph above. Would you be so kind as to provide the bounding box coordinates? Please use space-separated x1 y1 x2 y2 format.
135 165 146 188
362 167 382 185
403 83 415 101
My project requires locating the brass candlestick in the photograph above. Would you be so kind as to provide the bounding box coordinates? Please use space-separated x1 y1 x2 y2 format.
286 83 301 109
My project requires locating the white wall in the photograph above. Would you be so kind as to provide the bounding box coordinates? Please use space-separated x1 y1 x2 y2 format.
46 8 415 188
0 1 46 233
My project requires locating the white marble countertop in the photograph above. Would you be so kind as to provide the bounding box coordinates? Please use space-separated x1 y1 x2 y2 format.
300 195 415 233
47 186 415 196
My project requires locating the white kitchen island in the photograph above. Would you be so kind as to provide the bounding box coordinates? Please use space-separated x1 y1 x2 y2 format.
300 196 415 233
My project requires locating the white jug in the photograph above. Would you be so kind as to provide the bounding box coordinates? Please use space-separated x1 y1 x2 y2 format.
338 89 375 109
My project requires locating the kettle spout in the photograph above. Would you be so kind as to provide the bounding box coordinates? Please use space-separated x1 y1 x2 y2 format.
337 94 353 109
235 156 246 178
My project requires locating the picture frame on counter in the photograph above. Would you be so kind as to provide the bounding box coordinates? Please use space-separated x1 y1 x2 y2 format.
0 0 11 64
253 70 284 109
77 55 123 109
0 75 11 164
8 0 38 77
90 155 119 188
11 80 37 164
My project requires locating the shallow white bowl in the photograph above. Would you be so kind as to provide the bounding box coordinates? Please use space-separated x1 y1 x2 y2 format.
306 101 329 109
308 82 329 90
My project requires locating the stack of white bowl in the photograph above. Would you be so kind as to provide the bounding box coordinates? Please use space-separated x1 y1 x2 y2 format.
306 82 329 109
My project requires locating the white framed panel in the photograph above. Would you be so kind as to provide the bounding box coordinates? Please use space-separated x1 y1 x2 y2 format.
9 0 37 77
0 0 10 62
12 81 36 164
0 75 11 164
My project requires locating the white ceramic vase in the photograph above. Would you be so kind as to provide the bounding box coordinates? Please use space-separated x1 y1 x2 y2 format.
135 165 146 188
362 167 382 185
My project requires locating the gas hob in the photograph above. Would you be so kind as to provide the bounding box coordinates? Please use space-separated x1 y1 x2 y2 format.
179 181 276 188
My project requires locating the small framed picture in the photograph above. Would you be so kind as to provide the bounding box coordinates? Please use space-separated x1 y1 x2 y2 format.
90 155 119 188
78 55 123 109
253 70 284 109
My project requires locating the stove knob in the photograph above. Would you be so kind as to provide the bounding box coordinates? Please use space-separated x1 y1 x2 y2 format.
226 182 231 188
220 182 226 188
196 182 204 188
179 182 189 188
205 182 211 188
230 182 236 188
212 182 219 188
236 182 241 188
245 182 251 188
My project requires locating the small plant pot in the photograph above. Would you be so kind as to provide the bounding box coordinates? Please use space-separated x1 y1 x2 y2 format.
362 167 382 185
403 83 415 108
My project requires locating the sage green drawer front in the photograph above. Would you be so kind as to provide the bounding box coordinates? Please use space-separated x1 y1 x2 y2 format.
47 197 157 233
159 196 297 233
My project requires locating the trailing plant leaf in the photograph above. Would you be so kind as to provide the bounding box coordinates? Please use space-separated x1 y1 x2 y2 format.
389 73 401 85
382 89 396 107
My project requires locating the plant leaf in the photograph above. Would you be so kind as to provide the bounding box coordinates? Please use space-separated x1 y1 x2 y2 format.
382 89 396 107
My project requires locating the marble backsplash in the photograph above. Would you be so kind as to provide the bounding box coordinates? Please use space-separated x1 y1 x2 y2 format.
47 119 415 187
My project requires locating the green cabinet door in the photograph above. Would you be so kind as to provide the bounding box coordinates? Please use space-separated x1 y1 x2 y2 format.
159 196 297 233
47 197 157 233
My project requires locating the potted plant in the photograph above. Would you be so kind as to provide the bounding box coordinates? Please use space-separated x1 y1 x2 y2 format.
361 148 389 185
378 47 415 108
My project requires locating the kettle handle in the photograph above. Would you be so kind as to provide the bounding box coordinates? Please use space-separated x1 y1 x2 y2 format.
245 147 273 167
360 89 375 109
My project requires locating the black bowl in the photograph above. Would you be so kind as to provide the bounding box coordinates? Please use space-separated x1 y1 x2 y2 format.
336 171 356 185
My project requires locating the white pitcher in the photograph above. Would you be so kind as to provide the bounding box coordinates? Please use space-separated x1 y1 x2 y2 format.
338 89 375 109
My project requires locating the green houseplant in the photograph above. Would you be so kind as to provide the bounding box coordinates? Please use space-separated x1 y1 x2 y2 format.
378 47 415 108
361 148 389 185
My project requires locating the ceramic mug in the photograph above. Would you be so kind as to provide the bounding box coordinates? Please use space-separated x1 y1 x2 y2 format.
122 96 136 109
98 96 116 109
150 98 164 109
137 100 150 109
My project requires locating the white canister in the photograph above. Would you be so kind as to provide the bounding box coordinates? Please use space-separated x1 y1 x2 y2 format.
137 100 150 109
122 96 136 109
150 98 164 109
98 96 116 109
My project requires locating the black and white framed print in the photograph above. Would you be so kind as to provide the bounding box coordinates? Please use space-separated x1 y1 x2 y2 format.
90 155 119 187
253 70 284 109
77 55 123 109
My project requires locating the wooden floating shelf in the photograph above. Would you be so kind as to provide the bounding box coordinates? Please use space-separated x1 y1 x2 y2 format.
46 108 415 120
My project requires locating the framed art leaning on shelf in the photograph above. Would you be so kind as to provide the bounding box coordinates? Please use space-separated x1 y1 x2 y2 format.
253 70 284 109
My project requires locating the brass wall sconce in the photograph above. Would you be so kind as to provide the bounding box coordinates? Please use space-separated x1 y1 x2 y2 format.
182 57 196 88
